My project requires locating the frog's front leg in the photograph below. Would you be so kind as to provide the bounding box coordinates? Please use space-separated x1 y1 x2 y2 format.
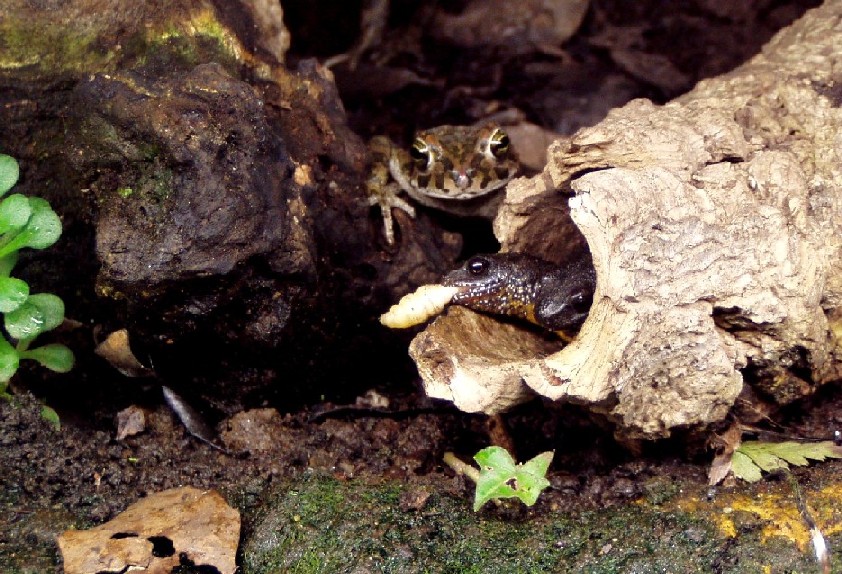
366 135 416 245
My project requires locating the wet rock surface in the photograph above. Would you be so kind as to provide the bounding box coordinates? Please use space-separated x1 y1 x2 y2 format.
77 63 305 287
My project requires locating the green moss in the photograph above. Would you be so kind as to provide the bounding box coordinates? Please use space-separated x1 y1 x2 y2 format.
0 19 114 74
242 473 824 574
244 477 688 574
642 475 683 505
0 9 242 79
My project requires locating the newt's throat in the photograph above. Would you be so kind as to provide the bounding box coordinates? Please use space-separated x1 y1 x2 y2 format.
451 282 541 326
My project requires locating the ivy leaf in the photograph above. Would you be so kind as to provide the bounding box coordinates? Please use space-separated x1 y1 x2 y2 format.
731 440 842 482
473 446 553 511
0 276 29 313
0 154 19 197
4 293 65 341
21 343 74 373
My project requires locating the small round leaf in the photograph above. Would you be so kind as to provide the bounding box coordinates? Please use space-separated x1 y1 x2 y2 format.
0 253 18 277
5 293 65 341
0 335 20 383
0 155 20 197
40 405 60 430
21 197 62 249
0 198 62 259
0 194 32 234
21 343 74 373
0 276 29 313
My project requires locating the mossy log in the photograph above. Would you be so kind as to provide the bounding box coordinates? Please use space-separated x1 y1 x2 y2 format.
411 2 842 437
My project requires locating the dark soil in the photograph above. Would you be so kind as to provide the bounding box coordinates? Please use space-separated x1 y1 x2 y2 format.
4 379 842 571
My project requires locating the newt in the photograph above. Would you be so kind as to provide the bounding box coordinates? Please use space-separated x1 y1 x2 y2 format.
441 252 596 340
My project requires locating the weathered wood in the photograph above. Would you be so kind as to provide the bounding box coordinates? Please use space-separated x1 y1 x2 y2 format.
412 2 842 437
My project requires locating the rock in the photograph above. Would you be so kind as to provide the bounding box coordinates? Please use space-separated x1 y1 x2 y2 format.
77 62 309 288
1 0 463 407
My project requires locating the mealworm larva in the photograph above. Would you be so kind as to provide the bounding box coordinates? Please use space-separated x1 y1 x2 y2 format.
379 284 460 329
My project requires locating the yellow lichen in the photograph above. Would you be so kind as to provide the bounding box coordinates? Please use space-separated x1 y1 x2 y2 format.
665 482 842 552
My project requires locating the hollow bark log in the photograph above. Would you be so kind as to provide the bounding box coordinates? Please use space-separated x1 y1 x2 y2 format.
411 1 842 437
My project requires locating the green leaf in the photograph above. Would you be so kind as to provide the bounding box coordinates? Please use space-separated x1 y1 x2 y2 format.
0 253 19 277
0 194 32 234
0 335 19 383
768 440 842 465
0 276 29 313
732 440 842 482
40 405 60 430
21 343 74 373
731 450 763 482
736 443 788 473
5 293 65 341
0 154 20 197
0 198 62 258
473 446 553 511
23 198 62 249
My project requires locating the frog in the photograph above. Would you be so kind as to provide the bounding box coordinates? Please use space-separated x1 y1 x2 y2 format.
441 252 596 341
366 123 519 244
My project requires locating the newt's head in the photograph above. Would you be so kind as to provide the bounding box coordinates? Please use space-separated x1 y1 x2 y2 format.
443 253 550 328
442 252 595 338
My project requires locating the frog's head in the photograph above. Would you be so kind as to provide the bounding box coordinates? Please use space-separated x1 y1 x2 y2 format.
407 124 518 200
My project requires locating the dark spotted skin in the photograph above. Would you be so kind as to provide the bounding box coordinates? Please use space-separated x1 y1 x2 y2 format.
442 253 596 340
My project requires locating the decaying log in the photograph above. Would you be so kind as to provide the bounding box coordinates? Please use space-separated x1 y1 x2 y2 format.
411 2 842 437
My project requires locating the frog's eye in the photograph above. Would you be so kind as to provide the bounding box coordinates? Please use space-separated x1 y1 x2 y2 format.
488 130 510 160
466 256 490 275
410 139 431 166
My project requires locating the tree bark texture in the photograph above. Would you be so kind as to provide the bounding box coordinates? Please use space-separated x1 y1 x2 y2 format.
411 2 842 437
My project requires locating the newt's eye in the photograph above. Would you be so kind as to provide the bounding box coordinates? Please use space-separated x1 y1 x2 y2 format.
466 256 490 275
488 129 510 160
569 289 594 314
410 139 430 166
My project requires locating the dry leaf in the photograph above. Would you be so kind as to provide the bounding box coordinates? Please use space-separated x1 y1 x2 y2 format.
708 424 742 485
95 329 154 378
115 405 147 440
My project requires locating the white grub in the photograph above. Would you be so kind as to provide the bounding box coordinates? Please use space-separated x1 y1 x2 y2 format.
380 284 460 329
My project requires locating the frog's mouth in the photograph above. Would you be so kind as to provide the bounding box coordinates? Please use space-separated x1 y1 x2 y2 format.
412 176 508 200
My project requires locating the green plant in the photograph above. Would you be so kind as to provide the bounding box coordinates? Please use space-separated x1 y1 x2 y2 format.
731 440 842 482
0 154 73 404
444 446 554 511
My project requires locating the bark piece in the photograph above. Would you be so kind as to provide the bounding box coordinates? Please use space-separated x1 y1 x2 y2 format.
57 486 239 574
411 2 842 436
411 307 559 413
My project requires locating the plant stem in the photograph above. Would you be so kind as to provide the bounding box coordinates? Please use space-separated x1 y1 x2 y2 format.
15 338 31 352
443 451 480 484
